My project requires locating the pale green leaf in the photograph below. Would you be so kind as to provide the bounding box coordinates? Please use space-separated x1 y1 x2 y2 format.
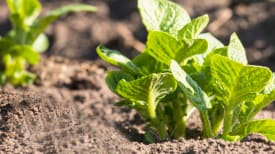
228 33 247 64
240 74 275 122
138 0 190 37
231 119 275 141
198 33 224 52
178 15 209 40
205 33 247 64
32 33 49 53
194 33 224 65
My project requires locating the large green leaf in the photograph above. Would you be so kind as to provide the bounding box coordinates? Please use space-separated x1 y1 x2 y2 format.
240 74 275 122
145 31 184 65
178 15 209 40
116 73 177 111
208 54 272 108
138 0 190 37
116 73 177 139
231 119 275 141
96 45 139 75
27 4 96 43
170 60 211 111
144 32 208 67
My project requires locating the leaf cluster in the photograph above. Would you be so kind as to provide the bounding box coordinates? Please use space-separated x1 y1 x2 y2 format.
0 0 96 85
97 0 275 142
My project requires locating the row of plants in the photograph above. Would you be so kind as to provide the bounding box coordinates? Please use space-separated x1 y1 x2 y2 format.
0 0 96 85
97 0 275 143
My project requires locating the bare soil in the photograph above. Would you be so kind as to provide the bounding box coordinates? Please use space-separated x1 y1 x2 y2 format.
0 0 275 153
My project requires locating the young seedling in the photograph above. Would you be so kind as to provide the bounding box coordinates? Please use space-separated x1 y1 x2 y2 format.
0 0 96 85
97 0 275 142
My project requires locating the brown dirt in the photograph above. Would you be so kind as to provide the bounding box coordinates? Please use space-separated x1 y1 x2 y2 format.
0 0 275 153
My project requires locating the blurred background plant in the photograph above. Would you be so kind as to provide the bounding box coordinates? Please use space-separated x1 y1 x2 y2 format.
0 0 96 86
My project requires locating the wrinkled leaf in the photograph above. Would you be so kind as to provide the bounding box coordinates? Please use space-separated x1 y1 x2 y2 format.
138 0 190 37
178 15 209 40
116 73 177 110
208 54 272 108
240 74 275 122
231 119 275 141
146 31 184 65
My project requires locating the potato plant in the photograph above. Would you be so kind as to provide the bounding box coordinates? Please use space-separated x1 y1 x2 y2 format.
0 0 96 85
97 0 275 142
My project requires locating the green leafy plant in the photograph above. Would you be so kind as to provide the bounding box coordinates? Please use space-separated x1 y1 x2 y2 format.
0 0 96 85
97 0 275 142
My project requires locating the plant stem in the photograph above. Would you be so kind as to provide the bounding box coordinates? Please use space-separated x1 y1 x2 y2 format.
171 100 186 139
212 117 223 136
222 109 233 139
148 93 167 139
200 111 214 137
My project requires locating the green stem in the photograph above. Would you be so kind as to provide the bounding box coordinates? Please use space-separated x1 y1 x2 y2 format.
222 109 233 139
211 104 224 136
148 94 167 139
212 117 223 136
200 111 214 137
171 100 186 139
